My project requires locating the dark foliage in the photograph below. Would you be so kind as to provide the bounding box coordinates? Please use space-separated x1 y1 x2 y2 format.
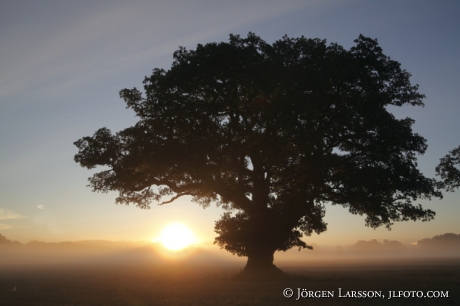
74 33 441 266
436 145 460 191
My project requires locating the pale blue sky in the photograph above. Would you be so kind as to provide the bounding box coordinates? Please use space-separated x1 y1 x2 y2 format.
1 0 459 249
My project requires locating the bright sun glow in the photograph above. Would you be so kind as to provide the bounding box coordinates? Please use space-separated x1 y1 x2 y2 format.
157 223 196 251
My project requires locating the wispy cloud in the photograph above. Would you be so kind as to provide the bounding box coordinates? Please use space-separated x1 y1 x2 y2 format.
0 209 25 220
37 205 45 210
0 0 317 103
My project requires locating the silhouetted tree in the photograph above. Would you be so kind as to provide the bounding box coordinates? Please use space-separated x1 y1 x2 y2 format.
74 33 441 275
417 233 460 249
0 234 21 247
436 145 460 191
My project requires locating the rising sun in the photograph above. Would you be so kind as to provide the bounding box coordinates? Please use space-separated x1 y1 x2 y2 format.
157 223 196 251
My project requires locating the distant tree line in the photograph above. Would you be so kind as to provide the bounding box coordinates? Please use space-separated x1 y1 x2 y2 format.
2 233 460 251
349 233 460 252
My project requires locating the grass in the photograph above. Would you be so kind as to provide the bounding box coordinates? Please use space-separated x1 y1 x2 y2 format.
1 259 459 305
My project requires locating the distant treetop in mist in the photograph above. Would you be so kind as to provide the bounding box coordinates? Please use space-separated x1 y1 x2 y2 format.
416 233 460 249
350 239 404 251
0 233 21 246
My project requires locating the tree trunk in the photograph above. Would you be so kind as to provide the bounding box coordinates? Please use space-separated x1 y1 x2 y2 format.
244 247 276 271
235 209 289 278
239 246 288 279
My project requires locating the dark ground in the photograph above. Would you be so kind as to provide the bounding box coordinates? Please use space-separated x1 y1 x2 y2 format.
1 258 459 306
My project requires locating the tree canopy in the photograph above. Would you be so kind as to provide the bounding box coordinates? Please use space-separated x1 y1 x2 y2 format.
436 145 460 191
74 33 441 273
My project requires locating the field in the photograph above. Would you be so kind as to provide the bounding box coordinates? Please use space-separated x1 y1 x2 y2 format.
1 258 459 306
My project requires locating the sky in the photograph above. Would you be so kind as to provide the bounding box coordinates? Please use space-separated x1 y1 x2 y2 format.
1 0 459 253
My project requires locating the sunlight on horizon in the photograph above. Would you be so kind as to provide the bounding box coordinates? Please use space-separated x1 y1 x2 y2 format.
154 223 197 252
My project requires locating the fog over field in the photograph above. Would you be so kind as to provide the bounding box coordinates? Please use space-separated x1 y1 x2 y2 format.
2 237 459 306
2 233 459 268
2 233 459 305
